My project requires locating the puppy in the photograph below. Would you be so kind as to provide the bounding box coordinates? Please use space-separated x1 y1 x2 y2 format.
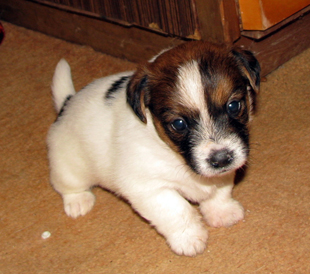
47 41 260 256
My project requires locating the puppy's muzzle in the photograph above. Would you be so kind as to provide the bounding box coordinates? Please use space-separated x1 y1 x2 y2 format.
207 149 234 169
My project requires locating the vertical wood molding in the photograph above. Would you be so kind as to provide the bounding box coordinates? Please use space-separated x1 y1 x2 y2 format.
194 0 240 43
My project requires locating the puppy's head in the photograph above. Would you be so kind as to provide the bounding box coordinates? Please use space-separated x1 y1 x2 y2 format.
127 41 260 177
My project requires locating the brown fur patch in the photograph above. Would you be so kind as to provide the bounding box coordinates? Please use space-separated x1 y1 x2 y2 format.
152 116 181 153
212 77 235 108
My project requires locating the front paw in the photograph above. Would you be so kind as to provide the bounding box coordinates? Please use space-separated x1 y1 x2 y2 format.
63 191 95 218
167 223 208 257
200 199 244 228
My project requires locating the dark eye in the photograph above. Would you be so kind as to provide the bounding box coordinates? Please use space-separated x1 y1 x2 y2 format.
227 101 241 118
171 119 188 132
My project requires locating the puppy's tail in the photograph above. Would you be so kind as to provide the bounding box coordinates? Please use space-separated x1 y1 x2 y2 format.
51 59 76 113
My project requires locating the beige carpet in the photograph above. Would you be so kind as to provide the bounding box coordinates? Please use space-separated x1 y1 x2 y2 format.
1 21 310 273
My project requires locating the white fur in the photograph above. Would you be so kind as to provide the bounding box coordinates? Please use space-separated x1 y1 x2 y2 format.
47 59 245 257
51 59 76 112
177 60 206 112
192 134 247 177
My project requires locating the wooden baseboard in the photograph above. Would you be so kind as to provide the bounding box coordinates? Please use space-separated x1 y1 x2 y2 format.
0 0 184 62
1 0 310 76
237 10 310 76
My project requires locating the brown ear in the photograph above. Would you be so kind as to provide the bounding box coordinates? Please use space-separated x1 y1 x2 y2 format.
232 48 261 92
126 67 149 123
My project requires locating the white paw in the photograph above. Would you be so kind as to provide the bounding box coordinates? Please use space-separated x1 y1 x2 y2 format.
167 223 208 257
63 191 96 218
201 199 244 228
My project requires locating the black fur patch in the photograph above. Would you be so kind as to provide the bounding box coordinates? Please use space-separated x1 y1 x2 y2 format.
57 95 73 120
105 76 129 100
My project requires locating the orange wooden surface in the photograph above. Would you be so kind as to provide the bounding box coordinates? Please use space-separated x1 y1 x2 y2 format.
239 0 310 30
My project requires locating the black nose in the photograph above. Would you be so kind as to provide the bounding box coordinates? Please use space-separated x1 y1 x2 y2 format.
208 149 234 169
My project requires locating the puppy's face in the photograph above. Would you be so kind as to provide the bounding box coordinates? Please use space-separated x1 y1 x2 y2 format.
127 42 260 177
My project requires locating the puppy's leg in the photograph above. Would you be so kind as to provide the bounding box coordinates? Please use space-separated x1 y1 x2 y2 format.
199 179 244 228
129 188 208 256
62 191 95 218
50 168 95 218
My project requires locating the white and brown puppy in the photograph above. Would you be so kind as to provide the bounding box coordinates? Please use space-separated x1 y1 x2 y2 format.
47 41 260 256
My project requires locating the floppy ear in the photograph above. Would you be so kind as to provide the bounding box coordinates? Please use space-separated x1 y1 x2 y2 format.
232 48 261 114
232 48 261 92
126 67 149 123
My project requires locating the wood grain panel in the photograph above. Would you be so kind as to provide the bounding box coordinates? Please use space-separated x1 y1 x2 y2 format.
32 0 199 38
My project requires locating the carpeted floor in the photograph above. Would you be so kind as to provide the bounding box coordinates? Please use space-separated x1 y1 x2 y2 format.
1 21 310 273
